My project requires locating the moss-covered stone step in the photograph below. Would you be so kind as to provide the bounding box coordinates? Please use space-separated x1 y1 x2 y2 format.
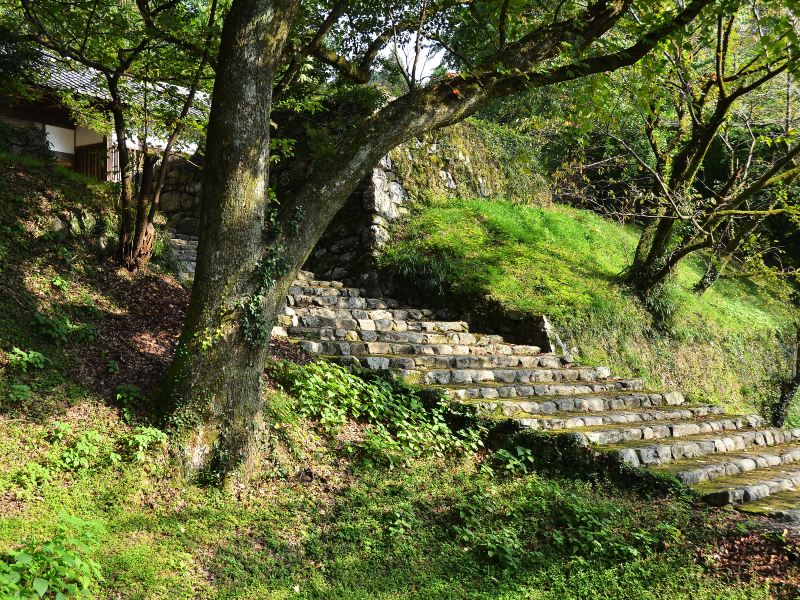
494 405 724 430
276 313 470 334
273 326 542 355
468 391 686 415
317 346 559 369
287 283 367 298
574 414 763 445
285 305 445 322
288 294 401 311
611 427 800 468
650 442 800 485
327 355 606 384
735 488 800 520
438 378 645 400
294 337 546 359
404 365 611 385
692 466 800 506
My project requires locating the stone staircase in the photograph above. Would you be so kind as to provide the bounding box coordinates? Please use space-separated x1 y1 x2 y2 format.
166 231 198 283
273 271 800 518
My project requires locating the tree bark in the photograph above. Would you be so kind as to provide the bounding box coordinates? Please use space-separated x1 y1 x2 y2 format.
694 221 752 294
160 0 298 485
128 153 157 270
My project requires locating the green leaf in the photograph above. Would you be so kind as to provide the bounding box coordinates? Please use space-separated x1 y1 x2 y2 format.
33 577 49 597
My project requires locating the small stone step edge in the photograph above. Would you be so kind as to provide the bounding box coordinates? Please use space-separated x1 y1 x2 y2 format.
507 405 726 431
672 445 800 485
441 379 646 399
279 330 543 355
467 391 686 414
703 468 800 506
615 427 800 468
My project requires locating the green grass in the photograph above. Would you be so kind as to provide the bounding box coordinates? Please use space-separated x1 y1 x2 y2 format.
0 405 774 599
380 198 798 414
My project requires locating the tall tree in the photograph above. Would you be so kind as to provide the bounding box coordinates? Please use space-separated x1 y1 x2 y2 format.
160 0 718 484
608 2 800 296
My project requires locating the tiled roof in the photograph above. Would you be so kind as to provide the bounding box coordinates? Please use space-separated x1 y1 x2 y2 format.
34 53 209 122
39 55 109 98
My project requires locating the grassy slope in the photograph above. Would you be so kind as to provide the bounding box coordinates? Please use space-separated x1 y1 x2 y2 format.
380 198 797 415
0 155 792 599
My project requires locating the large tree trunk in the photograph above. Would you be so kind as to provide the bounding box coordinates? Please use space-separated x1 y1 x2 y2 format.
160 0 298 485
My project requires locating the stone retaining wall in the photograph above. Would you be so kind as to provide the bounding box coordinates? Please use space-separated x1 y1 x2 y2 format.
158 156 202 236
304 155 408 291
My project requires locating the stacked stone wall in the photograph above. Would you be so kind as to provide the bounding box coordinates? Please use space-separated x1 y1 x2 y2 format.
304 156 408 291
158 156 202 236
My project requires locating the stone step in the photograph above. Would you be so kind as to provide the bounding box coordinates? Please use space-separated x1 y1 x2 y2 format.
467 391 686 416
436 378 645 399
285 305 446 323
170 235 197 245
361 352 564 370
273 327 544 356
613 427 800 468
288 294 401 311
405 365 612 386
696 466 800 506
277 313 469 334
735 487 800 520
500 405 725 431
273 326 543 354
301 339 550 364
166 231 198 242
327 355 606 384
653 442 800 485
291 274 363 289
287 283 368 298
574 415 763 446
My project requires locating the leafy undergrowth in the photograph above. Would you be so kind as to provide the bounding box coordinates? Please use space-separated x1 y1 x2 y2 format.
1 385 799 599
380 197 798 416
269 360 484 467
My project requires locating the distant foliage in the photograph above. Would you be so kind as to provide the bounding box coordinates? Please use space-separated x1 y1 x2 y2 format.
0 121 52 161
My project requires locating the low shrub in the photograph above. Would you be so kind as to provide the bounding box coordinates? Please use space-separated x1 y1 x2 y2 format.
6 348 50 372
269 359 484 465
0 515 102 599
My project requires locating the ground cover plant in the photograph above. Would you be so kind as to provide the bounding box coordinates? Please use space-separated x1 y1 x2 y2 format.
0 382 795 599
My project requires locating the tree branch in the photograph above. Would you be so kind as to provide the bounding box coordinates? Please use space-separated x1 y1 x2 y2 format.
135 0 217 70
